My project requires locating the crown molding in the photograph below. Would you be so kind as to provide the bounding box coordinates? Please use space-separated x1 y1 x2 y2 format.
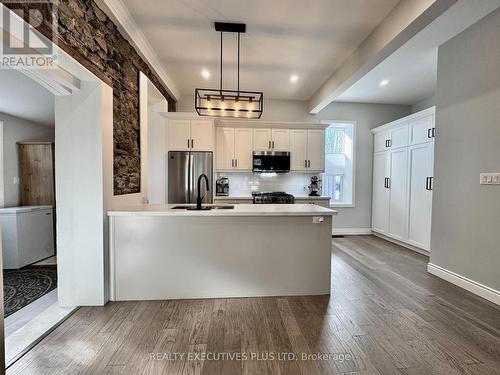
95 0 180 100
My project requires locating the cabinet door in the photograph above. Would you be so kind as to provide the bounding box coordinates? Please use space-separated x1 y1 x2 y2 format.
408 143 434 250
390 125 409 149
234 128 253 170
409 115 434 145
216 127 235 170
307 129 325 171
388 148 409 241
253 128 272 151
169 120 191 150
372 152 390 233
191 120 214 151
374 130 390 153
271 129 289 151
289 130 308 171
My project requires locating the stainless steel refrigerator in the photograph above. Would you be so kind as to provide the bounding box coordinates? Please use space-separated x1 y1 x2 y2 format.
168 151 213 204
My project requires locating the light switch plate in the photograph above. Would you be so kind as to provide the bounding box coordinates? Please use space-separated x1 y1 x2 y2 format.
480 173 500 185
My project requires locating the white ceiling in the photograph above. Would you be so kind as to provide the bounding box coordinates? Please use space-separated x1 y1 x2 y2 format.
335 0 500 105
0 69 55 126
122 0 401 100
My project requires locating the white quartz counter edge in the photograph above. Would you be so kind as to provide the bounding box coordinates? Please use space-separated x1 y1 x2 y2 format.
108 204 337 217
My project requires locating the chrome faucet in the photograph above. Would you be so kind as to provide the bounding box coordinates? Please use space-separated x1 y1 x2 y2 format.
196 174 210 210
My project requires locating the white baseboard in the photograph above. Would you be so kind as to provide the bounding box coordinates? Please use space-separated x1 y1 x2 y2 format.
332 228 372 236
372 231 430 256
428 263 500 306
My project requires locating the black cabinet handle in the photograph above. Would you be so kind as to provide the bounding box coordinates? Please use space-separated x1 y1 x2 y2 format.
269 141 271 149
384 178 387 188
427 129 432 139
308 160 311 168
432 128 436 138
187 139 190 148
426 177 434 190
387 177 391 189
305 160 307 168
272 141 275 149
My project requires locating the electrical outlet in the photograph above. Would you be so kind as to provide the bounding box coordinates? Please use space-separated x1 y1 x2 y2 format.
480 173 500 185
312 216 324 224
13 176 20 185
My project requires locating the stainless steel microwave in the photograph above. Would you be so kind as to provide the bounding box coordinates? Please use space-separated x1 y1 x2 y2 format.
252 151 290 173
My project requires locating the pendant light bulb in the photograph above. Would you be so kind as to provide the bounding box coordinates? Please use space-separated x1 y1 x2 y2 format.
206 96 211 110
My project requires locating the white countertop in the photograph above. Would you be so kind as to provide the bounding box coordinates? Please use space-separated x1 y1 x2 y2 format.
214 195 331 200
108 204 337 217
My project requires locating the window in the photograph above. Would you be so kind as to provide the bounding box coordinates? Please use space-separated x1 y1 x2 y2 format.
323 122 354 206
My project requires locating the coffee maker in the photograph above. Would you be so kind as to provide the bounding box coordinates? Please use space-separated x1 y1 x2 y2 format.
308 176 322 197
216 177 229 196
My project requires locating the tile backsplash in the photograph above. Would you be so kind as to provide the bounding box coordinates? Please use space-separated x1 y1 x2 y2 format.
216 172 321 196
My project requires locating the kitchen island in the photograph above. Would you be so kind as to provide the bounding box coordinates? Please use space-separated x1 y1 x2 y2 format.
108 204 336 301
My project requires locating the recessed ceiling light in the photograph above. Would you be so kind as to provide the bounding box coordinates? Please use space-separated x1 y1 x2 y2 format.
290 74 299 83
379 79 389 87
201 69 210 79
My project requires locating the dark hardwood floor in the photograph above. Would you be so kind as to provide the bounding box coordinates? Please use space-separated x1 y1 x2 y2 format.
7 235 500 374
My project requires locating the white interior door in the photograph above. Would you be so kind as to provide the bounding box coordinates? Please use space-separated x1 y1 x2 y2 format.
190 120 214 151
388 148 409 240
307 129 325 171
216 127 235 170
289 130 308 171
234 128 253 170
408 143 434 250
271 129 289 151
253 128 271 151
372 152 390 233
168 120 191 150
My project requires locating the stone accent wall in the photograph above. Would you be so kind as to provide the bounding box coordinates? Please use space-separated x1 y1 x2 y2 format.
2 0 176 194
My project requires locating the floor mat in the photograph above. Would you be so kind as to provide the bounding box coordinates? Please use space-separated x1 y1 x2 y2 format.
3 266 57 318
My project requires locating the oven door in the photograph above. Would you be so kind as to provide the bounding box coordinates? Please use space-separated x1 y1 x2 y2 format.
252 151 290 173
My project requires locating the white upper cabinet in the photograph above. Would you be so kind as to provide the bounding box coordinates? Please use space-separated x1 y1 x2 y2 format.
234 128 253 170
307 129 325 171
216 127 253 171
289 129 325 172
409 114 435 145
168 118 214 151
216 127 235 170
290 130 308 170
271 129 290 151
253 128 290 151
373 125 408 152
169 120 191 150
253 128 272 151
190 120 215 151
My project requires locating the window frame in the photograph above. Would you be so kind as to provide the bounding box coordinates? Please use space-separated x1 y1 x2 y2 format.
321 120 356 208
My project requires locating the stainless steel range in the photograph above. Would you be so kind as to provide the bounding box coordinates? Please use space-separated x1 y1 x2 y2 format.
252 192 295 204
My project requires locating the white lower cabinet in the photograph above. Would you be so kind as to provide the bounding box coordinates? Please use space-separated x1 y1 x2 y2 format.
388 148 408 241
372 152 390 233
371 107 435 252
407 142 434 250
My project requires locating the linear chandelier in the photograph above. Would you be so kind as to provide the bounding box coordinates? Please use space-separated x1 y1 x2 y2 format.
195 22 263 119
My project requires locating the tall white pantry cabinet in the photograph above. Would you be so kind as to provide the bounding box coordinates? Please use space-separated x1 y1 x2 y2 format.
371 107 435 252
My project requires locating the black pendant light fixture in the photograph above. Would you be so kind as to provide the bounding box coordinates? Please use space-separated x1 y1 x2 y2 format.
195 22 263 119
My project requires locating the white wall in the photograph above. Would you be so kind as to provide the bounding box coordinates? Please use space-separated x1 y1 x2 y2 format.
179 95 410 229
431 8 500 294
411 93 436 113
0 113 54 207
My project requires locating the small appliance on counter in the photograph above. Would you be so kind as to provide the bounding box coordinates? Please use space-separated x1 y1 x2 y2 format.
252 192 295 204
216 177 229 196
308 176 322 196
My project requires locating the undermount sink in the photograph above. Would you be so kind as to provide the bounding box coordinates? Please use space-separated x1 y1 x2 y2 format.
171 205 234 210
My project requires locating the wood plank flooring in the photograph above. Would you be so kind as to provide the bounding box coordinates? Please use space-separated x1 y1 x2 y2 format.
7 235 500 374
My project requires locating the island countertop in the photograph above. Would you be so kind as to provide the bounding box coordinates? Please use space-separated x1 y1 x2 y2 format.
107 203 337 217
